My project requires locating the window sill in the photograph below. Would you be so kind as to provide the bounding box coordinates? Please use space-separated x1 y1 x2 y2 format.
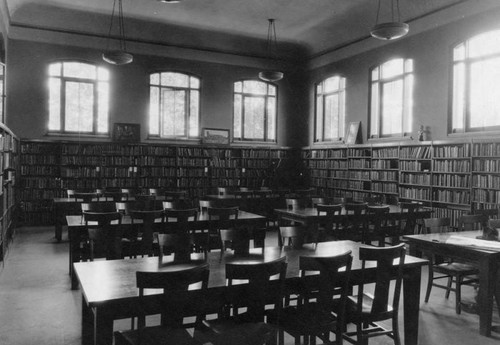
146 136 201 144
45 132 110 139
448 131 500 139
232 140 277 147
368 135 413 144
313 140 345 147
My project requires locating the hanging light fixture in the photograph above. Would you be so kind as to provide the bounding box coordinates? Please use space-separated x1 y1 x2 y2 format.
370 0 409 41
102 0 133 65
259 19 284 82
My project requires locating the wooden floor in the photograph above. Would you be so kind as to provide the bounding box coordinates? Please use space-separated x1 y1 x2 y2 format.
0 226 499 345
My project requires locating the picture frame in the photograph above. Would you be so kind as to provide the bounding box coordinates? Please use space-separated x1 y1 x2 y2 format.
113 123 140 142
345 121 361 145
201 128 231 145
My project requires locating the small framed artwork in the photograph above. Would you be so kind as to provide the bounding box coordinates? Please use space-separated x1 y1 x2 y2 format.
201 128 231 145
113 123 140 142
345 121 361 145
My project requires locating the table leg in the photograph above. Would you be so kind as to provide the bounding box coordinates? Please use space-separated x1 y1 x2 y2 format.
81 295 94 345
403 265 422 345
477 256 497 337
94 307 114 345
55 205 63 242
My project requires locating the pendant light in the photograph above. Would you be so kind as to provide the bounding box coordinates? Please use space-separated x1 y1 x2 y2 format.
370 0 409 41
102 0 133 65
259 19 284 82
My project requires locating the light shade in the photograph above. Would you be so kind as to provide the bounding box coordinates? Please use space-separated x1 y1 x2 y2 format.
102 50 134 65
259 71 284 82
370 22 409 40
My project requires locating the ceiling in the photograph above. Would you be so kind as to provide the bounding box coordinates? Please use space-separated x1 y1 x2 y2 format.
3 0 488 59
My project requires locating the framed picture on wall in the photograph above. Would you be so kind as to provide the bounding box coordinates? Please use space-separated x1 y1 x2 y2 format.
345 121 361 144
201 128 230 145
113 123 140 142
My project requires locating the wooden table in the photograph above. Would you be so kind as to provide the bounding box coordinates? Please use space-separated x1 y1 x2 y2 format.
67 210 267 289
54 196 167 242
74 240 427 345
404 230 500 337
274 205 433 245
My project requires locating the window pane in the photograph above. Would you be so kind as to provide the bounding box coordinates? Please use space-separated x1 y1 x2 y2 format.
161 89 186 136
370 83 379 137
65 81 93 132
243 96 265 139
97 67 109 81
190 77 200 89
234 95 242 139
161 72 189 87
97 81 109 133
381 59 404 79
63 62 95 79
381 79 403 135
49 63 61 76
267 97 276 141
150 87 160 135
268 85 276 96
469 57 500 128
452 63 465 131
150 73 160 85
48 78 61 130
454 43 466 61
324 76 339 93
189 90 199 137
315 95 323 141
404 74 414 134
234 81 242 93
372 67 379 81
243 81 267 95
324 94 339 139
468 30 500 59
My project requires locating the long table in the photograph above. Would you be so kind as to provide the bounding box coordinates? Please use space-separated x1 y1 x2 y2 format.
404 230 500 337
66 210 267 289
274 205 433 245
74 240 427 345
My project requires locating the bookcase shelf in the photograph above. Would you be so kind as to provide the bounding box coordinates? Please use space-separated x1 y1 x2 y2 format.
19 140 296 225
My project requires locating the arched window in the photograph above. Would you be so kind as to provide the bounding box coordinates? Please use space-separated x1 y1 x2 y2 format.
452 30 500 133
48 61 109 134
315 75 346 142
369 58 413 138
149 72 200 139
233 80 276 142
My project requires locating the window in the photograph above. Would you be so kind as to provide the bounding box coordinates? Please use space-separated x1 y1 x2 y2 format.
233 80 276 142
452 30 500 133
0 63 4 124
369 58 413 138
48 61 109 134
315 75 346 142
149 72 200 139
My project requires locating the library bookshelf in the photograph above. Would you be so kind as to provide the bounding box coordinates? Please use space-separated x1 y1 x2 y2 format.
0 124 18 261
302 138 500 227
19 140 295 225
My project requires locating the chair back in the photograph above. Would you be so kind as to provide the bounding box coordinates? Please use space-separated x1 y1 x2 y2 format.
316 203 343 239
136 263 209 328
457 214 488 231
399 201 422 235
344 202 367 215
225 257 287 322
130 209 165 256
286 198 307 210
311 197 329 208
299 251 352 315
358 243 405 315
279 226 306 248
104 191 127 202
199 199 216 213
83 211 123 260
217 187 230 196
164 190 188 201
220 227 251 257
365 205 391 245
73 192 99 202
121 188 137 198
81 202 116 214
67 189 76 198
134 194 158 210
423 217 451 234
115 201 132 215
149 188 164 196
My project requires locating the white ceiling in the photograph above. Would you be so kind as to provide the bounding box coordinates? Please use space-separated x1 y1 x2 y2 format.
3 0 491 58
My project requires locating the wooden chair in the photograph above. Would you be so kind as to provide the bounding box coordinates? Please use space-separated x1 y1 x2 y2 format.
134 194 158 210
163 200 192 210
285 198 307 210
104 191 128 202
343 243 406 345
207 206 239 251
128 209 165 257
217 187 230 196
164 208 200 260
83 211 123 261
73 192 99 202
115 201 132 216
148 188 164 196
199 199 216 213
310 197 329 208
365 205 392 246
279 225 306 248
219 227 251 260
267 251 353 345
422 217 479 314
398 201 422 236
316 203 343 241
342 203 367 241
457 214 488 231
121 188 137 198
194 257 287 345
114 263 210 345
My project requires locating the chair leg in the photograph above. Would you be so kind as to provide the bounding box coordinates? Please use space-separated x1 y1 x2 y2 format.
392 314 402 345
445 277 453 299
425 265 434 303
456 276 462 314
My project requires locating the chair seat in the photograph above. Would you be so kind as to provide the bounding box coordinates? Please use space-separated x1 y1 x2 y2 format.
268 302 337 333
114 326 199 345
195 318 274 345
346 293 394 320
433 262 478 275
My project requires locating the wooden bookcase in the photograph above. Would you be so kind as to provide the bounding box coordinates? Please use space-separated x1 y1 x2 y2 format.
0 124 19 261
19 140 296 225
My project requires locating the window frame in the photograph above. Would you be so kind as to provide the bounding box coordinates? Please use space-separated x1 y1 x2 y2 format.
47 60 109 136
369 58 413 139
450 30 500 134
233 79 277 143
314 75 346 143
148 71 201 140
